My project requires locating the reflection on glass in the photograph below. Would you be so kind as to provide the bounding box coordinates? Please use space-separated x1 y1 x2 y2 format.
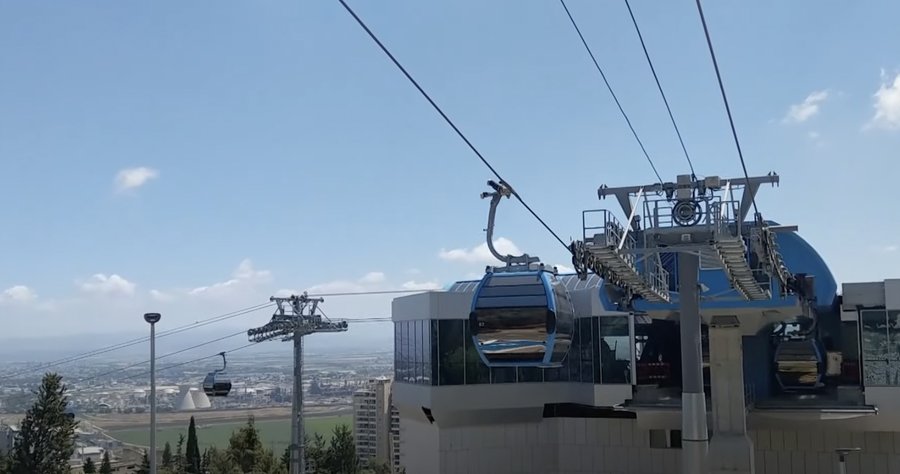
438 319 465 385
464 323 490 384
518 366 543 383
491 367 517 383
394 322 401 381
474 307 549 362
430 320 439 385
579 318 594 383
599 316 631 384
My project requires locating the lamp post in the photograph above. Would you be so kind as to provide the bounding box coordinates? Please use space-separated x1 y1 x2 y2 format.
835 447 861 474
144 312 161 474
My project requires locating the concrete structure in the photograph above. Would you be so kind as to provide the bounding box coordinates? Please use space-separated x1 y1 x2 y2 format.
0 423 17 456
391 175 900 474
391 279 900 474
175 385 212 411
353 377 400 470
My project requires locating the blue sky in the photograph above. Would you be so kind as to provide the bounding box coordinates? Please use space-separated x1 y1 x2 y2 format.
1 0 899 341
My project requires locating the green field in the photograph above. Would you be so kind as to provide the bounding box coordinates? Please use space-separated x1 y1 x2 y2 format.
108 415 351 454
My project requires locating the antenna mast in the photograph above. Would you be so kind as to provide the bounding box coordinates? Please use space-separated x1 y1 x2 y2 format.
248 293 349 474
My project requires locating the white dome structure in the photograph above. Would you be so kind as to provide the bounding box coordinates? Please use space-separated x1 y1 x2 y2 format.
176 386 211 411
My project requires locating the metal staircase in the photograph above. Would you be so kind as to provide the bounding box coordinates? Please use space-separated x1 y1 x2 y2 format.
712 234 770 300
581 210 670 303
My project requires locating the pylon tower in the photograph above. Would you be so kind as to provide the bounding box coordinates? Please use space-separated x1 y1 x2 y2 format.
248 293 349 474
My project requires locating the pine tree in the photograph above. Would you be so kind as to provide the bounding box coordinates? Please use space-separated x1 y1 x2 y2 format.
185 416 201 473
305 433 327 473
99 451 112 474
135 450 150 474
162 441 173 468
226 416 264 472
324 424 357 474
82 457 97 474
200 447 211 473
8 372 78 474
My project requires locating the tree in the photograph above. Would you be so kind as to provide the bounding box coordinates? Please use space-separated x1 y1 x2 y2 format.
82 457 97 474
8 372 78 474
323 424 357 474
162 441 173 468
135 450 150 474
174 433 186 472
205 447 240 474
185 416 201 473
99 451 112 474
226 416 264 472
201 447 211 473
304 433 327 473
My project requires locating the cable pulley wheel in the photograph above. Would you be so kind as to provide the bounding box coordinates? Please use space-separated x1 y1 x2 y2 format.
673 200 703 227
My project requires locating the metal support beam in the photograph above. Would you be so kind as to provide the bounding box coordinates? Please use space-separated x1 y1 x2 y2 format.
292 326 304 474
679 252 709 474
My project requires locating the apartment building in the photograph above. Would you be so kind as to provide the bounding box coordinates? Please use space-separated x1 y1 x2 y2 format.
353 377 400 470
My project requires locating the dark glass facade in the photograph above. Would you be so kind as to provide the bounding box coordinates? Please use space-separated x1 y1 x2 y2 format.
395 316 631 385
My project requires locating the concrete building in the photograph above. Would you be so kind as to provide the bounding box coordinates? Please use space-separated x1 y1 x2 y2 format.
390 183 900 474
353 377 400 470
0 423 17 456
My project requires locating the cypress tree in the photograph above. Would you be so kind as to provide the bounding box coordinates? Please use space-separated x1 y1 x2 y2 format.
82 457 96 474
162 441 173 468
185 416 201 473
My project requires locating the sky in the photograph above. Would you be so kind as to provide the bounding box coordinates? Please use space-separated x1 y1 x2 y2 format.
1 0 899 348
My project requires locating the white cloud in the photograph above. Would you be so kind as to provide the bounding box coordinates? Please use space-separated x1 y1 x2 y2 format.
359 272 386 284
149 289 174 302
783 90 828 124
554 264 575 274
0 285 37 303
401 280 442 291
114 167 159 192
189 259 271 296
438 237 523 266
869 71 900 130
884 245 898 253
78 274 136 296
808 131 820 140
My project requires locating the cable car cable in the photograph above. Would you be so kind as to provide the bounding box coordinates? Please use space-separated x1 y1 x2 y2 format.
78 329 249 383
336 0 571 253
118 342 262 382
693 0 758 216
558 0 664 186
0 303 273 379
5 289 426 380
623 0 697 179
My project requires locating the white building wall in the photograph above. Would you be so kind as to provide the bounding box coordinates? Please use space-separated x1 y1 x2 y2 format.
398 413 900 474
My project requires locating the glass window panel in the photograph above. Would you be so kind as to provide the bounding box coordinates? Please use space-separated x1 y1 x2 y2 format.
397 322 406 383
861 310 888 361
599 316 631 384
518 366 543 383
580 318 594 383
438 319 465 385
864 360 889 386
491 367 517 384
567 321 581 382
591 317 601 383
413 320 422 384
463 323 490 385
430 320 439 386
394 322 401 381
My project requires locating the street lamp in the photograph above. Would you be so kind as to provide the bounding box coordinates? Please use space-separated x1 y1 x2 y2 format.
144 312 161 474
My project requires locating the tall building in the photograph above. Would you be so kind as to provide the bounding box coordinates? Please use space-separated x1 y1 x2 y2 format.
353 377 400 470
389 227 900 473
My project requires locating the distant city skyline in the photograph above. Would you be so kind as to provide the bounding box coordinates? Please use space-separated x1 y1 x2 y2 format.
2 0 899 344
